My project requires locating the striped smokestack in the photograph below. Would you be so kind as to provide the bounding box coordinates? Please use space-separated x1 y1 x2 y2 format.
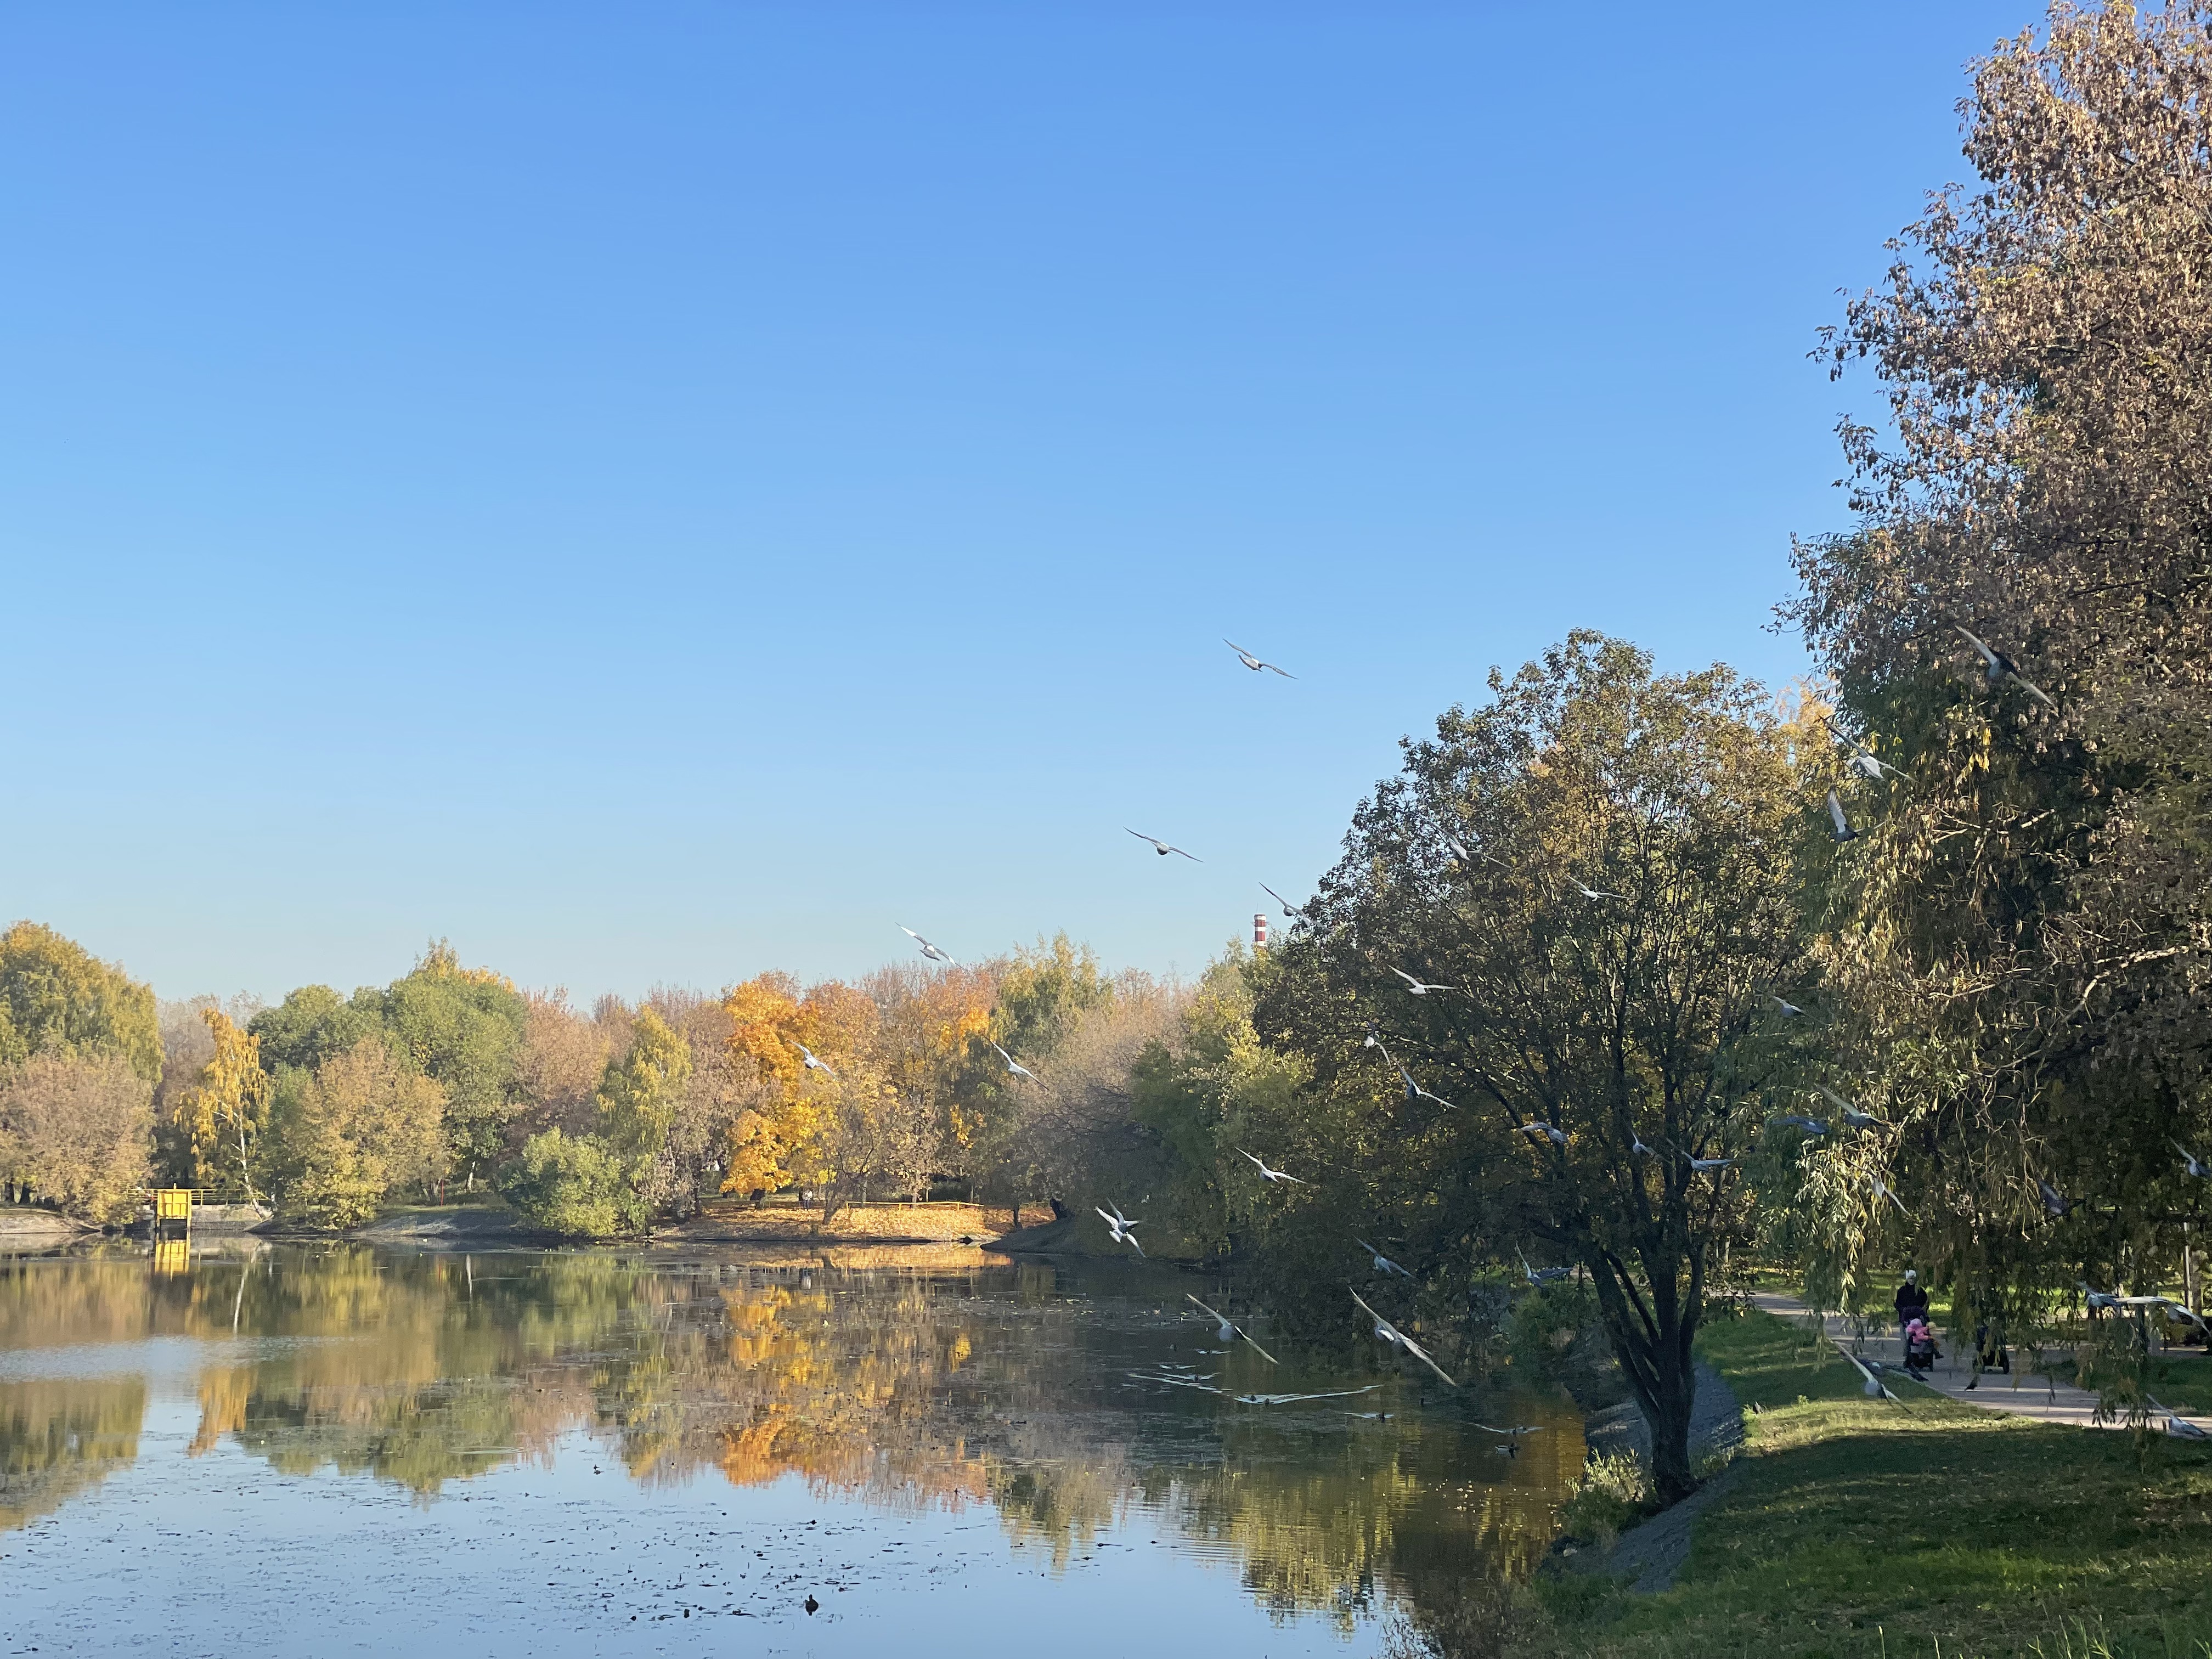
1254 912 1269 951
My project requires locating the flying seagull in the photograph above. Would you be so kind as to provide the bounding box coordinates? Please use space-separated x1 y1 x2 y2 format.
1355 1238 1415 1280
2038 1177 2073 1220
1956 624 2058 709
1126 828 1201 861
1238 1149 1305 1185
1630 1132 1656 1158
1224 639 1296 678
1827 719 1908 782
2151 1398 2209 1441
790 1041 838 1080
1870 1173 1911 1217
1560 871 1627 902
2079 1282 2123 1314
899 926 957 965
1260 882 1306 921
1186 1293 1279 1363
2175 1140 2209 1180
2120 1296 2211 1334
1826 788 1860 844
1095 1201 1145 1256
1389 967 1459 996
1771 1114 1830 1137
1362 1020 1385 1050
1396 1062 1420 1103
1771 995 1805 1018
1813 1084 1883 1130
1350 1288 1458 1387
989 1042 1040 1084
1680 1149 1735 1176
1410 1079 1460 1111
1519 1249 1574 1286
1520 1121 1568 1148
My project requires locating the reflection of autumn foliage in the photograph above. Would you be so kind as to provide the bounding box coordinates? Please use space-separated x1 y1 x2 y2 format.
0 1378 145 1530
6 1243 1575 1642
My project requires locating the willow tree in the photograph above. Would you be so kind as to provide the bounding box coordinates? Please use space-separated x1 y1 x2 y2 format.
1255 634 1819 1503
1791 2 2212 1327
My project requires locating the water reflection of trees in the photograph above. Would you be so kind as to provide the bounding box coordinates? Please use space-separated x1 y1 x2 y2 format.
0 1378 146 1530
2 1247 1574 1632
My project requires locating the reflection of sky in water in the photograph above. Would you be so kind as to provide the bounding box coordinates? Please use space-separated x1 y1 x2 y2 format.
0 1245 1578 1657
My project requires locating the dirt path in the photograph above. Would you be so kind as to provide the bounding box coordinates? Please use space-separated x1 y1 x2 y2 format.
1750 1290 2212 1435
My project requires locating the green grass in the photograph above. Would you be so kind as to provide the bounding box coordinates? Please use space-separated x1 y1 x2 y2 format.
1509 1307 2212 1659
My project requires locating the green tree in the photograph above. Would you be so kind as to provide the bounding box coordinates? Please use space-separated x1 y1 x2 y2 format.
504 1130 632 1240
1789 3 2212 1339
247 985 385 1077
0 922 159 1084
365 943 529 1191
504 1010 692 1239
1253 634 1816 1503
264 1039 448 1229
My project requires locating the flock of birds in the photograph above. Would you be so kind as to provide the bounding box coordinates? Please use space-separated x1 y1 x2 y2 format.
862 629 2206 1412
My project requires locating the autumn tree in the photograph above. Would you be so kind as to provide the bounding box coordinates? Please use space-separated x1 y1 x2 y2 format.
162 1009 273 1200
0 922 159 1085
263 1038 448 1229
506 1008 694 1238
0 1053 155 1223
1790 1 2212 1326
1253 635 1816 1504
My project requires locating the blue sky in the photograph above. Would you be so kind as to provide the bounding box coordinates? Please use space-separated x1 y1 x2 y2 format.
1 2 2040 1004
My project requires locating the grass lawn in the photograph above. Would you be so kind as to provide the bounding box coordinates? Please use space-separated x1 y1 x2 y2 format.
1511 1307 2212 1659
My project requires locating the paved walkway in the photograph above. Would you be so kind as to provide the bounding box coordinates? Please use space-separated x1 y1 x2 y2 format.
1748 1291 2212 1436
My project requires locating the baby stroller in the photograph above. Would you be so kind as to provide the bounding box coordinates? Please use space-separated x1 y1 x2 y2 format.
1903 1317 1941 1378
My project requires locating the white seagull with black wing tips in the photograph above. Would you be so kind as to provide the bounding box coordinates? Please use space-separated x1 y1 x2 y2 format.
1519 1121 1568 1148
1349 1288 1458 1387
1260 883 1306 923
1126 828 1201 861
1238 1149 1305 1185
1519 1249 1573 1286
1095 1201 1146 1256
1813 1084 1884 1130
1185 1293 1279 1363
899 926 957 965
790 1041 838 1080
1826 719 1908 782
989 1042 1040 1084
1389 967 1458 996
1956 624 2058 709
1558 870 1627 901
2175 1140 2209 1180
1826 789 1860 844
1355 1238 1415 1280
1224 639 1296 678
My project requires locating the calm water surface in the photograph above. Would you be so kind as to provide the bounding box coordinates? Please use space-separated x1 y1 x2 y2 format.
0 1242 1578 1657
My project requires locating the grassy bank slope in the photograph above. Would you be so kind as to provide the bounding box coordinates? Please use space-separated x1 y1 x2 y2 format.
1517 1309 2212 1659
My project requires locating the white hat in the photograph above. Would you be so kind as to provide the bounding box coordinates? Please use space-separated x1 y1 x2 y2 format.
1904 1269 1918 1282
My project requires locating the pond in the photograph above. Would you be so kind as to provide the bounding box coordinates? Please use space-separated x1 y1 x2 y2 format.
0 1240 1579 1657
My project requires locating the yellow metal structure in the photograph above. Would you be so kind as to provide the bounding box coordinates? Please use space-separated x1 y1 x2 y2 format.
154 1188 195 1224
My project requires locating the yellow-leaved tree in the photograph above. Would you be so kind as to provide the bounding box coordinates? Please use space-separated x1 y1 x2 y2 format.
718 974 833 1202
170 1009 272 1201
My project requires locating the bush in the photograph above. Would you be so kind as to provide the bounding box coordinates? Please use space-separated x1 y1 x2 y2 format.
1557 1451 1654 1547
504 1130 636 1239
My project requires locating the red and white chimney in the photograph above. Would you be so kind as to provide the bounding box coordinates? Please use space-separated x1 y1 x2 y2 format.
1254 912 1269 951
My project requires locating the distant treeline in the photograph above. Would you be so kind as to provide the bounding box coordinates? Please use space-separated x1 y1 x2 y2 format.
0 921 1233 1239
